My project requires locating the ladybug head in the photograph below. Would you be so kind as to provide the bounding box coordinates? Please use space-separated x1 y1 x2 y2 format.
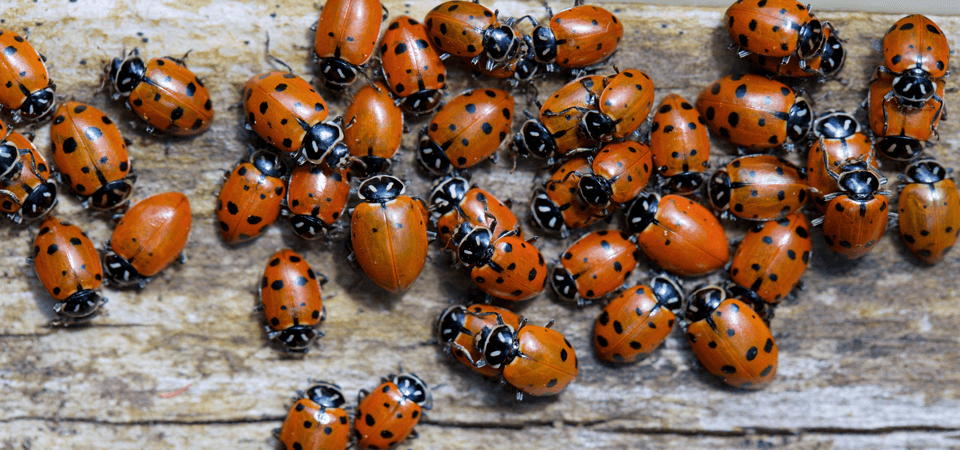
0 140 22 181
725 283 765 312
108 55 146 95
57 290 104 319
685 285 726 323
417 136 453 175
819 34 846 78
706 170 731 211
581 110 616 143
303 120 348 168
837 164 884 200
814 111 859 140
483 24 521 61
22 179 58 221
623 191 660 234
663 172 704 196
892 68 937 106
92 177 136 211
401 90 443 115
528 25 557 64
651 274 685 316
250 151 286 179
289 214 329 241
786 97 813 142
530 189 565 234
876 136 924 161
514 119 556 160
904 159 948 185
103 251 143 288
20 84 56 121
513 56 539 82
549 265 578 303
357 175 405 203
436 305 467 344
394 373 431 407
305 382 347 410
479 323 517 369
276 326 320 353
428 176 469 215
577 175 612 207
796 18 825 60
318 58 360 88
452 222 494 267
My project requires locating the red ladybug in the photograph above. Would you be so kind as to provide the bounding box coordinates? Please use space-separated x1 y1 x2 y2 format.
867 68 944 161
648 94 711 195
897 159 960 264
436 303 521 378
106 49 213 136
31 217 105 325
279 382 350 450
380 16 447 114
594 274 684 363
625 192 729 277
260 249 325 353
576 141 653 208
725 0 824 62
417 88 514 175
49 101 136 210
812 153 890 260
0 117 18 180
513 75 604 162
684 285 778 389
350 175 430 293
551 230 639 306
343 81 404 175
425 1 522 64
429 176 521 250
0 131 58 223
285 162 351 240
748 25 846 79
355 373 431 449
696 73 813 149
104 192 192 288
530 155 606 237
243 71 350 168
730 213 811 304
471 51 539 87
474 314 578 399
879 15 949 108
313 0 385 88
806 111 875 210
0 29 56 122
550 68 654 143
451 221 547 302
216 151 286 244
707 154 808 221
525 0 623 71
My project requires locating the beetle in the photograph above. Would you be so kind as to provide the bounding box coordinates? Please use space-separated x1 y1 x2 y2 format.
725 0 824 62
436 303 522 378
547 68 655 143
285 161 351 240
530 155 606 237
31 217 105 325
523 0 623 71
380 16 447 114
879 15 950 109
343 81 404 176
355 373 431 449
216 151 286 245
550 230 639 306
0 29 56 122
429 176 521 250
278 382 351 450
451 220 547 302
425 1 523 65
0 131 57 223
897 159 960 264
866 68 945 161
707 154 808 221
575 141 653 208
594 274 684 363
417 88 514 175
806 111 875 210
513 75 604 162
648 94 711 195
730 213 811 304
748 25 846 79
260 249 326 353
313 0 385 88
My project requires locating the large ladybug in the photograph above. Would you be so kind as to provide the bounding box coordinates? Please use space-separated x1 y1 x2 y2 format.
417 88 514 175
707 154 808 221
0 29 56 122
897 159 960 264
450 220 547 302
806 111 875 210
31 217 105 325
429 176 521 250
436 303 522 378
380 16 447 114
648 94 711 195
313 0 385 88
594 274 684 363
725 0 825 62
216 151 286 245
550 230 639 306
730 213 811 304
425 1 523 65
866 68 944 161
343 81 404 175
284 161 351 240
812 152 890 260
513 75 604 162
278 382 350 450
259 249 326 353
575 141 653 209
523 0 623 71
879 15 949 109
355 373 431 449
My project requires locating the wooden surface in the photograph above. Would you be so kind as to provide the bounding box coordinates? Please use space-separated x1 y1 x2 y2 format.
1 1 960 449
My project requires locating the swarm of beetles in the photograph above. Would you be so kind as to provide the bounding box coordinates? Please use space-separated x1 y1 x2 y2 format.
0 0 956 447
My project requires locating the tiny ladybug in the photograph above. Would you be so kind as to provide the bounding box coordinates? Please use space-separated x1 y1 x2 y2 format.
525 0 623 71
684 285 778 389
625 192 729 277
451 220 547 302
648 94 711 195
313 0 385 88
550 68 654 143
355 373 431 450
380 16 447 114
279 382 350 450
429 176 521 250
474 314 578 399
49 101 135 210
594 274 684 363
725 0 824 61
436 303 521 378
260 249 326 353
748 25 846 79
707 154 808 221
879 15 950 108
812 153 890 260
0 131 58 223
551 230 639 306
418 88 514 175
104 192 192 288
576 141 653 208
897 159 960 264
806 111 875 210
425 1 522 64
0 29 56 122
106 49 213 136
696 73 813 150
866 68 944 161
31 217 105 325
513 75 604 162
530 155 606 237
350 175 430 293
285 162 351 240
243 71 350 168
216 151 287 245
343 81 404 175
730 213 811 304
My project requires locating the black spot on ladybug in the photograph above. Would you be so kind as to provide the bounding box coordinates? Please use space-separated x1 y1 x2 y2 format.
721 365 737 374
170 107 184 121
746 346 758 361
380 430 393 439
365 414 375 426
596 335 608 347
546 378 558 388
764 338 774 352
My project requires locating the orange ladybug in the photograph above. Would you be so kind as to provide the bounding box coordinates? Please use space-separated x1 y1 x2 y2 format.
417 88 514 175
866 68 944 161
313 0 385 88
525 0 623 71
343 81 404 175
724 0 824 61
806 111 875 210
897 159 960 264
380 16 447 114
0 29 56 122
425 1 522 64
567 68 655 143
355 373 431 449
451 221 547 302
428 176 521 250
594 274 684 363
748 25 846 79
285 162 351 240
216 151 286 244
551 230 639 306
648 94 711 195
812 153 890 260
576 141 653 208
707 154 808 221
0 131 58 223
436 303 522 378
260 249 325 353
31 217 105 325
530 155 607 237
730 213 811 304
279 382 350 450
104 192 192 288
879 15 949 108
513 75 604 162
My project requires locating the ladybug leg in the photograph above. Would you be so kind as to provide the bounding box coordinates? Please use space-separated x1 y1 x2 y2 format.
357 388 369 403
380 3 389 21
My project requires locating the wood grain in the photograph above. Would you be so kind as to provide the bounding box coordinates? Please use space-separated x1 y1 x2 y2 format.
1 1 959 449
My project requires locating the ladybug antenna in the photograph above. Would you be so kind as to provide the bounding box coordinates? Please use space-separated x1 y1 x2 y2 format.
264 33 294 73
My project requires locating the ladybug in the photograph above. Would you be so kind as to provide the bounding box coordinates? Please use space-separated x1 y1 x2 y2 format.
380 16 447 114
436 303 521 378
594 274 684 363
259 249 326 353
354 373 431 450
106 49 213 136
350 175 430 293
684 285 778 389
551 230 639 306
0 131 58 223
524 0 623 71
724 0 824 62
576 141 653 208
279 382 350 450
31 217 105 325
428 176 521 250
285 162 351 240
471 51 539 87
707 154 808 221
549 68 655 143
696 73 813 150
730 213 811 304
897 159 960 264
49 101 136 210
313 0 385 88
473 314 578 399
806 111 875 210
530 155 606 237
866 68 944 161
417 88 514 175
625 192 729 277
748 25 846 79
104 192 192 288
879 15 950 108
343 81 404 176
0 29 56 122
243 71 351 168
216 151 287 245
513 75 604 162
812 153 890 260
648 94 711 195
425 1 522 64
0 117 19 180
451 221 547 302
